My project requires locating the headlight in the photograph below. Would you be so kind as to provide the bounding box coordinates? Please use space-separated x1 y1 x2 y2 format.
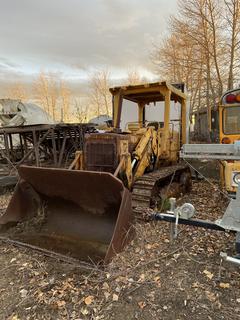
232 172 240 186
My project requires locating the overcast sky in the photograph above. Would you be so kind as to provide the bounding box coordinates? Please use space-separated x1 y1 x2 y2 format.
0 0 177 83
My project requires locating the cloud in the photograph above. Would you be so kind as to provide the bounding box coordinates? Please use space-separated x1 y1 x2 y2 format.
0 0 177 80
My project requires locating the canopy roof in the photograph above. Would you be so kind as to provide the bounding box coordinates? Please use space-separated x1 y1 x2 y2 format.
109 81 186 104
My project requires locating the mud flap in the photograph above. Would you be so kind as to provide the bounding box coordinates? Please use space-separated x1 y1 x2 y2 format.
0 166 134 264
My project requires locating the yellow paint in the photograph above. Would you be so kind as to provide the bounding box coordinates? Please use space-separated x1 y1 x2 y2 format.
219 96 240 193
80 82 187 189
219 105 240 143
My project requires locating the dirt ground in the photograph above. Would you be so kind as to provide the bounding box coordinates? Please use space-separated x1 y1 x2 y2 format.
0 180 240 320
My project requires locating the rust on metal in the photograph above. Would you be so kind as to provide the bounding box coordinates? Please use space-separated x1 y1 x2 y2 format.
132 163 190 208
0 123 96 171
0 165 134 264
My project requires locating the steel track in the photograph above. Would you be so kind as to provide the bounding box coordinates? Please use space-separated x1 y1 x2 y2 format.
132 163 189 212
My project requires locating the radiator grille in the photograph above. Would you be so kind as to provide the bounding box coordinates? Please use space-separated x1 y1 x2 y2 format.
86 142 116 170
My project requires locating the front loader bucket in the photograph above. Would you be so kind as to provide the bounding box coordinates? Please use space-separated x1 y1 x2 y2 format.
0 166 134 264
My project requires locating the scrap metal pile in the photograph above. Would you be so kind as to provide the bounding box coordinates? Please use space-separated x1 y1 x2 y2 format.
0 99 96 171
0 123 96 170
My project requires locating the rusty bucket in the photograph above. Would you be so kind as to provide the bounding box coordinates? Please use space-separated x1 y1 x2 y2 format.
0 166 134 264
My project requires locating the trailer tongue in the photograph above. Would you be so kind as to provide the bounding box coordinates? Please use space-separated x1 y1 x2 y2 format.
0 166 133 264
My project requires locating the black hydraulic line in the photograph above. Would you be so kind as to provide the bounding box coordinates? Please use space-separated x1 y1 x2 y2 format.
153 213 226 232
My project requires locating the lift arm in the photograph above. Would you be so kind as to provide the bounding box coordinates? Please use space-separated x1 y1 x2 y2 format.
131 127 157 182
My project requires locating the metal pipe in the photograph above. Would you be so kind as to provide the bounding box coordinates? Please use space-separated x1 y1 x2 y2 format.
131 158 137 169
114 157 125 177
220 252 240 266
154 213 225 231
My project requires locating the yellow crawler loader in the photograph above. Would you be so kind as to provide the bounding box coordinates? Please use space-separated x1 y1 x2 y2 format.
0 82 191 263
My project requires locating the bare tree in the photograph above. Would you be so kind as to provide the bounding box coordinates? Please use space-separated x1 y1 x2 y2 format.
73 98 89 122
59 80 71 122
89 69 112 116
127 69 142 85
224 0 240 89
6 82 28 101
33 71 59 119
33 72 73 122
152 0 240 136
152 29 205 116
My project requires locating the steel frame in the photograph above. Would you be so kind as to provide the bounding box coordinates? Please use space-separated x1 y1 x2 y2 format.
0 123 95 171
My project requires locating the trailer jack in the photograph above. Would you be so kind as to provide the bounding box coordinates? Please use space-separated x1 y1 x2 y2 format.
153 194 240 266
